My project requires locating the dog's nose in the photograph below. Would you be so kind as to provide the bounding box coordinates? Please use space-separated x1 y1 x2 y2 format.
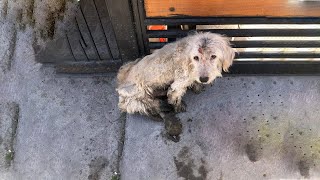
200 77 209 83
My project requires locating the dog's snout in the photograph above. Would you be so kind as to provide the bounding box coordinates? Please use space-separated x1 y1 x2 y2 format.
200 77 209 83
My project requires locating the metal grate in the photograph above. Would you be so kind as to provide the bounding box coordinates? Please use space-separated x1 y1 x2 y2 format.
145 22 320 61
37 0 320 74
130 15 320 74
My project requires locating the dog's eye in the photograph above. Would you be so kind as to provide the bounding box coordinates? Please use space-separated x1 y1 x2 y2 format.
211 55 217 60
193 56 199 61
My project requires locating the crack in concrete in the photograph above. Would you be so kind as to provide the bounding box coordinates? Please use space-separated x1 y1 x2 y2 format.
0 102 19 169
115 113 126 179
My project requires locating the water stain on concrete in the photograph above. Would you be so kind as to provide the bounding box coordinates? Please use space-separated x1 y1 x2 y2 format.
0 25 17 73
0 102 19 169
43 0 68 40
298 159 311 178
245 142 262 162
45 12 56 40
16 9 23 25
15 0 36 30
178 146 189 158
174 146 208 180
7 28 17 72
164 114 182 137
282 127 320 178
240 116 287 163
88 156 109 180
243 119 320 177
218 172 223 180
1 0 8 18
174 158 208 180
4 0 74 43
198 162 208 179
33 0 67 40
25 0 35 26
162 112 182 142
57 0 67 20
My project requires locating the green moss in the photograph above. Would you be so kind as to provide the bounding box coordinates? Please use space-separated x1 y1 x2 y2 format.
111 175 120 180
5 151 14 166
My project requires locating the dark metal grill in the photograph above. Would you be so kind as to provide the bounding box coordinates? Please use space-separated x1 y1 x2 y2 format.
143 18 320 57
144 18 320 25
130 1 320 74
147 29 320 38
149 41 320 49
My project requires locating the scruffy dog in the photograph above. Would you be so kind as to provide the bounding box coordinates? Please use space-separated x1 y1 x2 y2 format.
116 32 235 117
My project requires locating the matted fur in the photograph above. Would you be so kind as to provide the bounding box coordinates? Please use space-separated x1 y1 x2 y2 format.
116 32 235 115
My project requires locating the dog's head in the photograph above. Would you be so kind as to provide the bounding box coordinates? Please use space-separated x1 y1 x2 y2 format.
186 32 235 84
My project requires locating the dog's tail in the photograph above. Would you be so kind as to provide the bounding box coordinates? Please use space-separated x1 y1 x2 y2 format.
117 58 141 84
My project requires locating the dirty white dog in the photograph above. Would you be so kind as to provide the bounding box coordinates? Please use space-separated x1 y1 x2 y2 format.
116 32 235 116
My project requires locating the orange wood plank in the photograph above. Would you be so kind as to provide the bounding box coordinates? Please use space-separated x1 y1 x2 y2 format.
145 0 320 17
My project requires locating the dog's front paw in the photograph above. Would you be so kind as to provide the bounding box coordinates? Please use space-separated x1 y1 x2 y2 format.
175 100 187 113
190 83 205 94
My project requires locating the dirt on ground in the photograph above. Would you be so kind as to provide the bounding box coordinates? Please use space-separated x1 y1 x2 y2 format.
0 0 78 45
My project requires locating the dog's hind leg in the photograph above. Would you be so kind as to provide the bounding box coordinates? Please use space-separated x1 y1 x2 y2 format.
117 84 165 116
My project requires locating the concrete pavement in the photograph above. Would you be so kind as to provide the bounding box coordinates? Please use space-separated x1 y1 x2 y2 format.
1 1 320 179
121 77 320 180
0 27 124 180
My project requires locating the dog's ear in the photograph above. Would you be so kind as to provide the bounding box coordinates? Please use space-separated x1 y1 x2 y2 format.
175 39 193 67
221 38 235 72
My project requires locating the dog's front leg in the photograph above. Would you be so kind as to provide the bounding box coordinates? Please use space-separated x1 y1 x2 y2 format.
167 80 190 113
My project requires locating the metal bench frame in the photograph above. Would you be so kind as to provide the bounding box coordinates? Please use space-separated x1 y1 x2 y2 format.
131 0 320 75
